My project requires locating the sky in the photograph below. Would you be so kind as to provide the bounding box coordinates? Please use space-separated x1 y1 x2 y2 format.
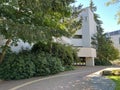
72 0 120 33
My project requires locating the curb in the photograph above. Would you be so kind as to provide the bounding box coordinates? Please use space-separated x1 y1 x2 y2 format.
87 67 120 78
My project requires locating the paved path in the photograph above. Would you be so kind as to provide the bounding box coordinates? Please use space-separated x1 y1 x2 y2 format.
0 66 116 90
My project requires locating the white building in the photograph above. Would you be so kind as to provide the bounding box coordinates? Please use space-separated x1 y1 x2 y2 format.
106 30 120 52
70 7 97 66
57 7 97 66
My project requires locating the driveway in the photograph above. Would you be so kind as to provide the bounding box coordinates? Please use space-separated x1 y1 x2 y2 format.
0 66 112 90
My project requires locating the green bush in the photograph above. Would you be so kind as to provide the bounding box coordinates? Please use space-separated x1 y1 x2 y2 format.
32 42 78 66
46 54 64 74
0 46 75 80
32 53 64 76
31 41 49 53
64 65 75 71
0 51 65 80
32 53 50 76
95 59 112 66
0 52 35 80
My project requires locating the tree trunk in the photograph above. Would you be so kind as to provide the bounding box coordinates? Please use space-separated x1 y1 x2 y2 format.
0 39 11 64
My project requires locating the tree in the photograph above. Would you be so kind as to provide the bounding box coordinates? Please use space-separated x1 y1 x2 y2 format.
92 27 119 65
106 0 120 24
0 0 82 63
90 1 119 65
89 0 97 12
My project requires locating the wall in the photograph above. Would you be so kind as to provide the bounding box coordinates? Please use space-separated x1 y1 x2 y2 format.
110 35 120 51
71 7 97 48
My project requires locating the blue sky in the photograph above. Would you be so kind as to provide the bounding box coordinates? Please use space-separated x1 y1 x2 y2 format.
73 0 120 32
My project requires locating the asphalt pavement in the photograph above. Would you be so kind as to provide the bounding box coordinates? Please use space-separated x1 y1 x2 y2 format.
0 66 118 90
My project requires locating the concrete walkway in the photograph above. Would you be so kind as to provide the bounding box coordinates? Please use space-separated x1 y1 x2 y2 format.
85 67 120 90
0 66 119 90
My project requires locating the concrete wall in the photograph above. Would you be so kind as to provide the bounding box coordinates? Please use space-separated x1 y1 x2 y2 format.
70 7 97 66
86 57 95 66
106 30 120 52
77 47 96 57
71 7 97 48
110 35 120 51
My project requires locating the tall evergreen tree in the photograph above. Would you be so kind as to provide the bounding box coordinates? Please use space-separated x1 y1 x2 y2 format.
90 1 119 65
89 0 97 12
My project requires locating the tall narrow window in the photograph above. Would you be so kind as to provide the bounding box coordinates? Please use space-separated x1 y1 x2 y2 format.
85 16 88 21
119 37 120 44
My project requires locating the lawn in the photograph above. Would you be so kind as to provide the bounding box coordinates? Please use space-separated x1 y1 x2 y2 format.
108 76 120 90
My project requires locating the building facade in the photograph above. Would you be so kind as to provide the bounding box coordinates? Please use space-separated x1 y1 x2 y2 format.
106 30 120 52
70 7 97 66
58 7 97 66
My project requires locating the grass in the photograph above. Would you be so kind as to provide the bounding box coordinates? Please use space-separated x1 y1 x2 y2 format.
108 76 120 90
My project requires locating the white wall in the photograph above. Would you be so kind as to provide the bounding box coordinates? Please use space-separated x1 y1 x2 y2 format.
110 35 120 51
77 47 96 57
71 7 97 48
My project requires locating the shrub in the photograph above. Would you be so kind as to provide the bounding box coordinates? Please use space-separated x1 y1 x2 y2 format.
64 65 75 71
0 52 35 80
32 42 78 66
95 59 112 66
32 53 50 76
32 53 64 76
46 54 64 74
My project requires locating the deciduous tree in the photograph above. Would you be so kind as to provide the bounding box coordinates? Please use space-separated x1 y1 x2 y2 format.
0 0 82 63
106 0 120 24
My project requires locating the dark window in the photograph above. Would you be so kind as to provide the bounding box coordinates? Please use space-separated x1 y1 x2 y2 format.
73 35 82 39
119 37 120 44
85 16 88 21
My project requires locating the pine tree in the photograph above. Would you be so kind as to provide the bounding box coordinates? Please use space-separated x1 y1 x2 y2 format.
90 1 119 65
89 0 97 12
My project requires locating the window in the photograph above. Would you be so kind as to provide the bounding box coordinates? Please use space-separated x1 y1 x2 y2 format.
119 37 120 44
73 35 82 39
85 16 88 21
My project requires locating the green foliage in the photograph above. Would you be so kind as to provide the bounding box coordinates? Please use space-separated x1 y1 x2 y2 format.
32 53 64 76
108 76 120 90
92 29 119 65
106 0 120 24
32 53 50 76
32 42 78 66
0 0 82 63
0 0 81 43
46 54 64 74
0 50 65 80
0 52 35 80
89 0 97 12
91 1 119 65
64 65 75 71
95 59 112 66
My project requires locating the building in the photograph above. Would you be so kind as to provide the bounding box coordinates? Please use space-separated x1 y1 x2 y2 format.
57 7 97 66
106 30 120 52
70 7 97 66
